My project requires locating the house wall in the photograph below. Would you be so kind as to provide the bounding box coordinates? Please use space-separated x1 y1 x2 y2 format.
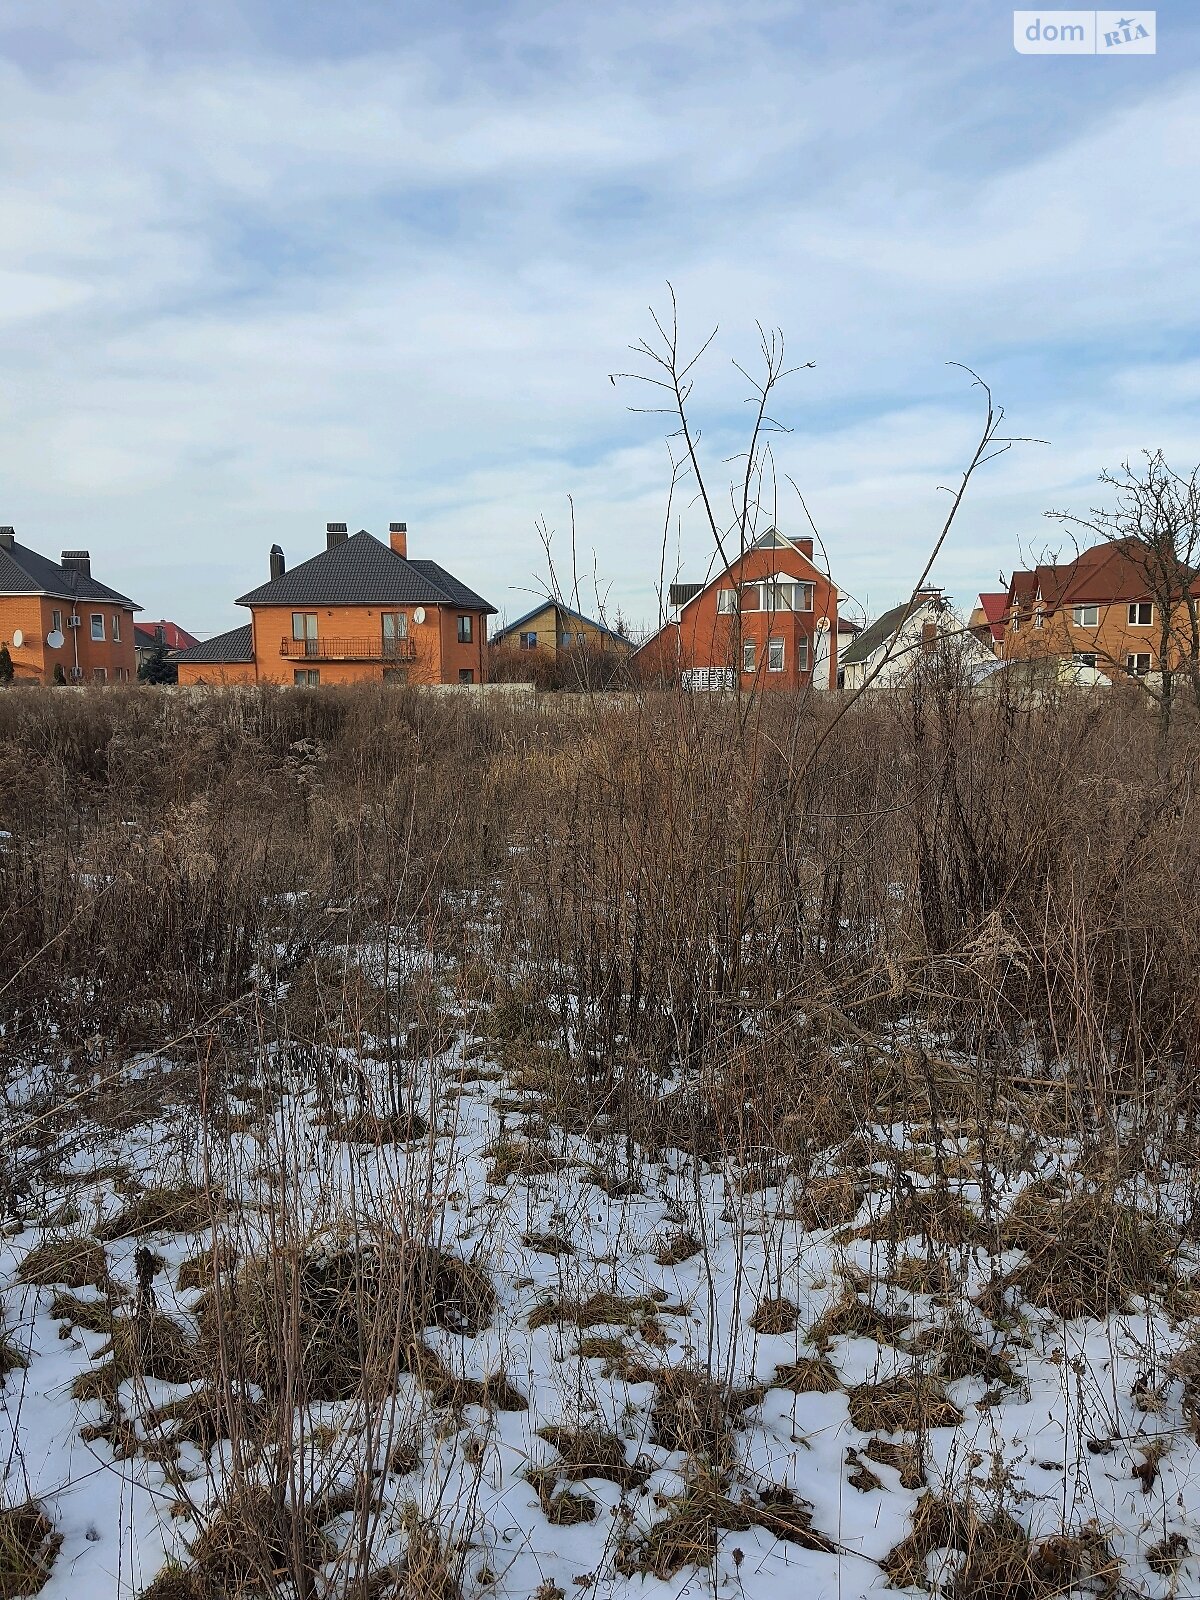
496 604 630 656
674 544 839 691
1002 600 1182 676
176 660 257 687
0 595 137 684
247 602 488 686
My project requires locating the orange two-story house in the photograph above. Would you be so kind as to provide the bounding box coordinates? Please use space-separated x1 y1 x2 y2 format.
174 523 496 687
633 528 841 690
0 527 139 685
1001 536 1200 680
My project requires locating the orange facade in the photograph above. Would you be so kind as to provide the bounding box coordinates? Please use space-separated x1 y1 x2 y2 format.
1001 539 1200 681
245 603 487 687
0 593 137 685
174 527 494 688
637 533 840 690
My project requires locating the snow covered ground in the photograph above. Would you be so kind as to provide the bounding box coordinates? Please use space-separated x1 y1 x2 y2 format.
4 985 1200 1599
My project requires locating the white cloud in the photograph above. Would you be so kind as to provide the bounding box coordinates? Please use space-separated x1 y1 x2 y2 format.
0 4 1197 635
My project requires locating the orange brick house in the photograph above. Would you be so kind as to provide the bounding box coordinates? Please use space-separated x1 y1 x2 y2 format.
174 523 495 687
0 527 139 685
632 528 841 690
1000 536 1200 681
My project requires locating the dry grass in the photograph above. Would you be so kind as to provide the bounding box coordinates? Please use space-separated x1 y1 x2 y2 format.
808 1291 912 1351
0 1503 60 1600
536 1425 645 1489
847 1370 963 1433
198 1234 494 1402
71 1313 201 1400
772 1355 841 1395
98 1185 216 1241
748 1295 799 1335
1000 1186 1177 1319
17 1237 108 1290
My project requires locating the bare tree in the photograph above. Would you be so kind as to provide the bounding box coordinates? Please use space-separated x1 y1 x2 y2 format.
1048 451 1200 738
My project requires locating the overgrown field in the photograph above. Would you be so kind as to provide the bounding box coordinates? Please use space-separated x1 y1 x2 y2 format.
3 680 1200 1600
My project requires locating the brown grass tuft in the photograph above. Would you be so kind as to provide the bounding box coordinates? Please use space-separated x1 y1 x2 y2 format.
17 1237 108 1290
847 1370 963 1433
0 1502 61 1599
749 1296 799 1335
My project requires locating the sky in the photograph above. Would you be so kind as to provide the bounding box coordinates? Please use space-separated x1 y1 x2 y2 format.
1 0 1198 636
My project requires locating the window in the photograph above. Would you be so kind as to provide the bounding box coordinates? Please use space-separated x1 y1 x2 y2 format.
561 631 575 647
740 586 761 612
90 613 105 641
1073 652 1098 669
382 613 408 654
768 637 785 672
797 634 810 672
292 613 318 654
519 631 538 650
458 668 475 684
457 615 473 644
716 588 737 614
51 609 62 633
1126 653 1152 676
1034 610 1044 628
1129 602 1153 626
92 666 107 683
112 613 121 642
796 582 815 612
743 639 757 673
1072 605 1099 628
1010 616 1020 632
293 668 320 686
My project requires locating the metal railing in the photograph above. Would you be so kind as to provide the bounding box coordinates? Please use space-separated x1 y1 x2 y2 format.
280 636 417 661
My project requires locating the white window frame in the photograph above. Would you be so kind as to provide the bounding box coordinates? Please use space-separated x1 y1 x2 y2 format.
1072 604 1100 628
519 631 538 650
797 634 810 672
768 637 785 672
1034 610 1044 629
92 666 107 683
90 613 105 641
716 588 737 614
1073 652 1098 669
112 612 121 642
1128 602 1153 626
1126 652 1152 676
51 609 62 633
457 615 473 644
743 639 756 673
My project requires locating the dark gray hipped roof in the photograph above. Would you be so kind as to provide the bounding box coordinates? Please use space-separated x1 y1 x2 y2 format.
173 625 255 664
0 537 138 609
841 601 918 666
236 530 495 614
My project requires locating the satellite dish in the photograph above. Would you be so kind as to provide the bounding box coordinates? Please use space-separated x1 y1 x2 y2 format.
412 607 426 625
11 630 23 648
46 630 65 650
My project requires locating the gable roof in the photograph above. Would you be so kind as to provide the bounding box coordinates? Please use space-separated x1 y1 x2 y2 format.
0 537 138 609
235 530 496 613
492 598 628 647
674 527 821 616
841 599 928 666
172 624 255 665
134 620 198 653
1006 537 1200 614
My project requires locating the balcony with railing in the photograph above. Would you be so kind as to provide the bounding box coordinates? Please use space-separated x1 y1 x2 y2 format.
280 636 417 662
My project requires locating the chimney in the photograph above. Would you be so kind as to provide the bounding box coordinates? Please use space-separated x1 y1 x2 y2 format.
796 536 814 559
921 619 939 654
389 521 408 558
0 526 14 552
61 550 91 578
326 522 348 551
270 544 285 582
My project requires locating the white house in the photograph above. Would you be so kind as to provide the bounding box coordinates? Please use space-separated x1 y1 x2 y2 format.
840 590 992 691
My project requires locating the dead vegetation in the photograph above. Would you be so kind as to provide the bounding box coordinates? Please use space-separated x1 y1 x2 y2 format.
0 1502 61 1600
